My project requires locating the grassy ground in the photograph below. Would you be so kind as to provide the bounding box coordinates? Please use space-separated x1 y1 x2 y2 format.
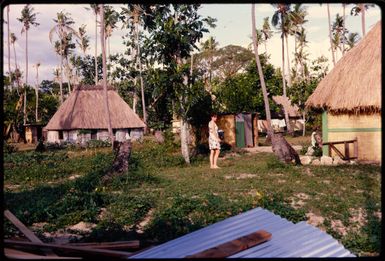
4 136 381 256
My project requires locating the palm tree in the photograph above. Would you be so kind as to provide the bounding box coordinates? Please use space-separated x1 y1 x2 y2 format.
18 4 39 125
85 4 100 84
7 6 11 84
10 33 20 89
99 4 114 145
200 36 219 91
342 4 347 55
271 3 294 135
346 32 361 50
33 62 40 122
326 4 336 66
103 5 119 69
251 4 272 136
261 17 273 53
49 11 79 102
332 13 346 61
77 24 90 54
351 4 375 36
290 4 307 77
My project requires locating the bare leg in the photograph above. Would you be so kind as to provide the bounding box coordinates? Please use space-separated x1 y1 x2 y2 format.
213 149 220 168
210 149 214 168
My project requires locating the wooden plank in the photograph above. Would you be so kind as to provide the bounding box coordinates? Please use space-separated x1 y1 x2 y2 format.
353 139 358 158
66 240 140 250
344 142 350 159
185 230 271 258
329 144 345 159
4 240 134 258
5 248 81 260
4 210 58 257
323 139 357 145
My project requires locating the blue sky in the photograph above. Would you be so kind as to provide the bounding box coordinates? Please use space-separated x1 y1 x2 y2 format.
3 3 382 83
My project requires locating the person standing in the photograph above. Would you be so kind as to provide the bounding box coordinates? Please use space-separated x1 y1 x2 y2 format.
208 114 221 169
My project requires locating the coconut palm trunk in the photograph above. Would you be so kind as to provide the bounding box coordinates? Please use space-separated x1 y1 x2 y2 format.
35 63 40 122
280 32 293 135
7 6 11 86
95 10 98 84
285 35 292 87
100 4 114 145
327 4 336 66
135 22 147 132
342 4 346 55
360 4 366 36
251 4 272 135
252 4 300 164
59 55 64 104
23 28 28 125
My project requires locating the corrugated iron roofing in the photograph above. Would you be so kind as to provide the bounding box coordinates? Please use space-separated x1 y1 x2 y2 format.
130 207 354 258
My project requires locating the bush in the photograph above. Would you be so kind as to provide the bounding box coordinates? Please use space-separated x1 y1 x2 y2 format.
86 139 111 148
3 142 18 154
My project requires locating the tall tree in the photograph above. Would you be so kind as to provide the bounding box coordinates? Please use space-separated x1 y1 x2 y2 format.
18 4 39 125
49 11 78 102
261 17 273 53
342 4 346 55
351 4 375 37
7 6 11 85
200 36 219 91
10 33 21 89
76 24 90 54
271 4 293 135
252 4 300 164
33 62 40 122
346 32 361 50
99 4 114 144
103 5 119 82
326 4 336 66
85 4 100 84
145 4 215 164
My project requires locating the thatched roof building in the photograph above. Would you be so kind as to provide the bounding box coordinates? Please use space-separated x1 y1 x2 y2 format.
305 21 381 162
45 85 145 143
306 21 381 113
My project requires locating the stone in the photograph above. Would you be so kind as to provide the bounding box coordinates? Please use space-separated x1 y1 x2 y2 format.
333 156 347 165
320 156 333 165
305 146 314 156
312 159 321 165
350 160 357 165
300 156 313 165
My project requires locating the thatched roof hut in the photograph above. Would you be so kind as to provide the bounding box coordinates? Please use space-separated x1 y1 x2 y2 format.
306 21 381 113
45 85 145 143
305 21 381 162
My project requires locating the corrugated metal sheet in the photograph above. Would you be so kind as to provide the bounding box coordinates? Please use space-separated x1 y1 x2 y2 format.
130 207 355 258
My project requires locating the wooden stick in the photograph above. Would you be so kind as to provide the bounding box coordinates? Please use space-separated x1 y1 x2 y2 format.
66 240 140 250
4 240 134 258
185 230 271 258
5 248 81 260
4 210 58 257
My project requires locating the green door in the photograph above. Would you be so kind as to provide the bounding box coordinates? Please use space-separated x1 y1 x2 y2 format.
235 114 245 148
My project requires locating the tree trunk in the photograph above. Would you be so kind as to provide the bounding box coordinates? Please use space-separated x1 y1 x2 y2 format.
280 33 293 136
360 4 366 36
180 118 190 164
342 4 346 55
135 22 147 133
59 56 63 104
100 4 114 145
24 29 28 125
327 4 336 66
252 4 300 165
35 65 39 122
103 140 132 183
7 6 11 86
132 77 138 114
285 35 292 87
302 111 306 136
95 12 98 85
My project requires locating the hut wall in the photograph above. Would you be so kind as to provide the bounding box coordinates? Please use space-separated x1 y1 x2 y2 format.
63 130 78 142
217 115 236 147
47 131 59 143
325 113 381 162
130 128 144 141
115 129 129 142
97 130 110 141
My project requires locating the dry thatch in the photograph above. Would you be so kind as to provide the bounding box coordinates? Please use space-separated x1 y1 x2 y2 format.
45 85 145 130
272 95 301 117
306 21 381 113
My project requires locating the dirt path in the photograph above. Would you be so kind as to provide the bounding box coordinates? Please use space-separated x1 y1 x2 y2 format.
243 145 302 153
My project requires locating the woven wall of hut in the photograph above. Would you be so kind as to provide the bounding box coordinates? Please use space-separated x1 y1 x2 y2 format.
325 113 381 162
217 115 236 147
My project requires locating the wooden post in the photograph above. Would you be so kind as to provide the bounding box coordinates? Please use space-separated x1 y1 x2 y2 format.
353 138 358 158
344 141 349 159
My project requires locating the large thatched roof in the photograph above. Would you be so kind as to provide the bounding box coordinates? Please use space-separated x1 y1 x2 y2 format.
306 21 381 113
45 85 146 130
272 95 301 117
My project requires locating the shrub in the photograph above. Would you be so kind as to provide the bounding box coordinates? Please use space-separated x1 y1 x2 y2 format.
3 141 18 154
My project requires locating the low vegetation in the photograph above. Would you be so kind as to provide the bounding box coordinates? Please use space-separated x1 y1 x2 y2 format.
4 136 381 256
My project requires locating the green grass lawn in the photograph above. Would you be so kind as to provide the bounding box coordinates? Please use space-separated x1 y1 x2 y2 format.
4 137 381 256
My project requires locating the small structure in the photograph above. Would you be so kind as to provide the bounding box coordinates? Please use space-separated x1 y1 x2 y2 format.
306 21 381 162
45 85 145 143
130 207 354 258
24 123 44 143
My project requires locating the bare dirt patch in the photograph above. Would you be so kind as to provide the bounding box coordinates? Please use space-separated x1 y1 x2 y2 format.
331 219 348 236
224 173 257 180
306 212 325 227
136 209 155 234
67 222 96 233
